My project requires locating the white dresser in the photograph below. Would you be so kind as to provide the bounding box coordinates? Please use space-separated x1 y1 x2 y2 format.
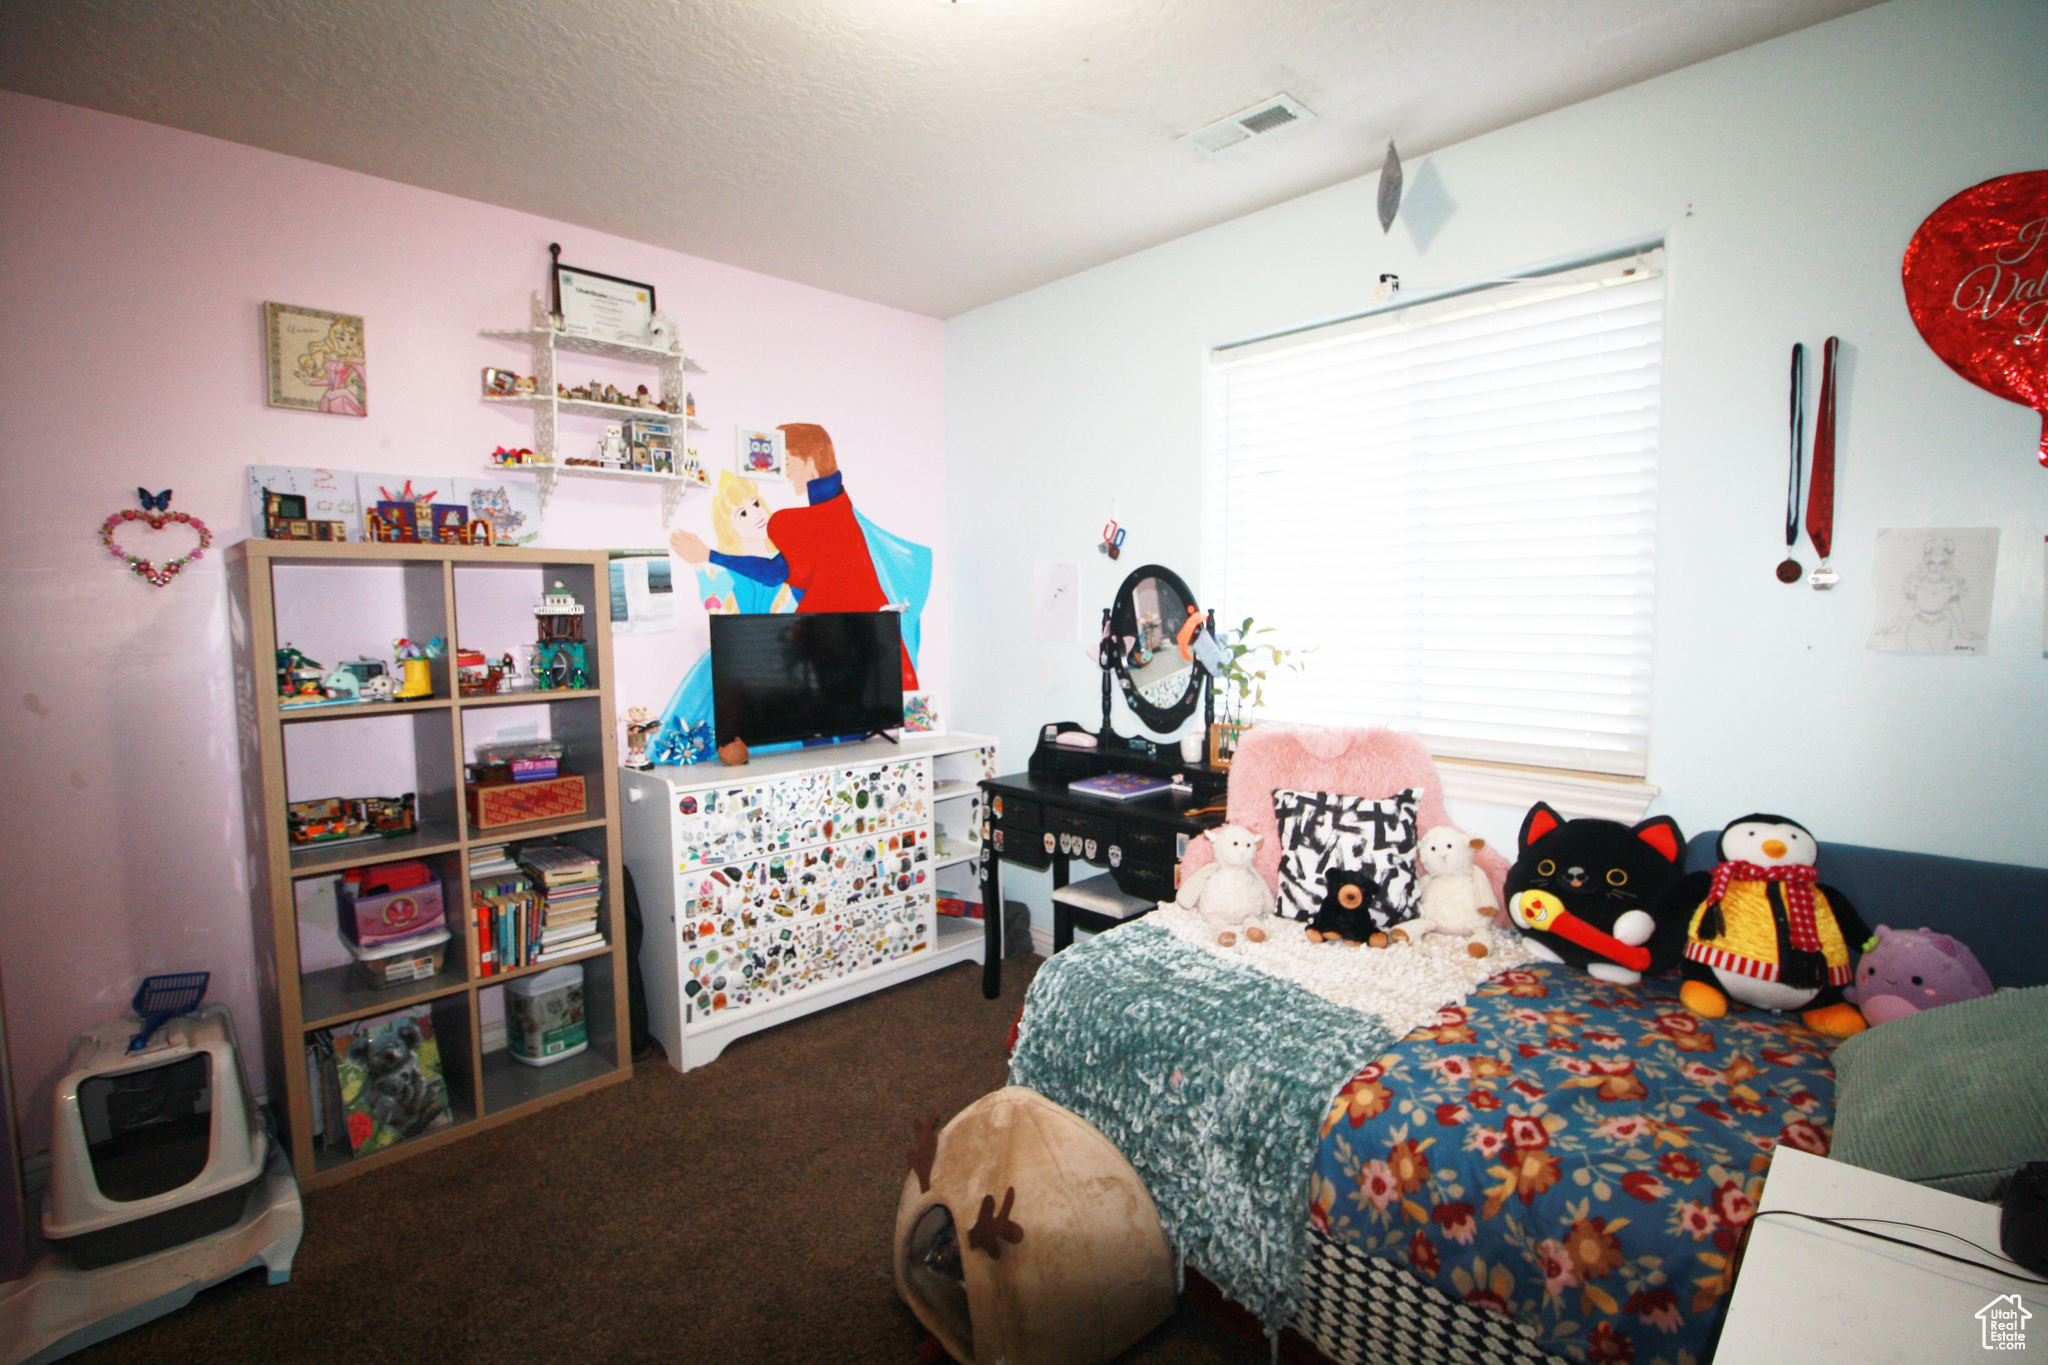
621 732 996 1070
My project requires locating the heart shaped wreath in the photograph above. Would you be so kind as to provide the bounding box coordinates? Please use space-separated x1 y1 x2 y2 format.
101 487 212 587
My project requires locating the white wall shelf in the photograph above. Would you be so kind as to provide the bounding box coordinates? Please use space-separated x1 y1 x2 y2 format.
481 292 711 524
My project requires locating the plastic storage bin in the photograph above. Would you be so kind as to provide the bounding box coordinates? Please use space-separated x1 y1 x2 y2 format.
506 965 587 1067
337 864 445 948
346 928 451 988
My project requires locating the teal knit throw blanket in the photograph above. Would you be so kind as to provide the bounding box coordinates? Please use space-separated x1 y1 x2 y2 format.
1008 923 1395 1334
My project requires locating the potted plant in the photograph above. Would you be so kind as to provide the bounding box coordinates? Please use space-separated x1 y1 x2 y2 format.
1208 616 1307 767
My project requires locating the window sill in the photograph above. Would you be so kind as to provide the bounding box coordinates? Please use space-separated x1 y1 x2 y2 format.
1435 759 1659 823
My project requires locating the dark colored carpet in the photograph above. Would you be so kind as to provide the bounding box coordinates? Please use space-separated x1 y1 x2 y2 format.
71 956 1272 1365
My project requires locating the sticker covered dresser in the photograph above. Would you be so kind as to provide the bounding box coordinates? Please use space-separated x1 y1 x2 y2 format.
621 733 996 1069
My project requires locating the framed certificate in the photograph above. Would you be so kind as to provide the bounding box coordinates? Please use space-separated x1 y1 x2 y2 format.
553 262 656 344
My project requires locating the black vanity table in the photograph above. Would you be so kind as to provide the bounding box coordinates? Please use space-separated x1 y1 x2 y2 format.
975 758 1228 997
974 562 1233 998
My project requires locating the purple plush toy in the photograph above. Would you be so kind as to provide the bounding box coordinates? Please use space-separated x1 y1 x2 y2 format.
1844 924 1993 1025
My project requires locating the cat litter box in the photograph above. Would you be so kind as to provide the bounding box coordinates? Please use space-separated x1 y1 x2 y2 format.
43 984 268 1269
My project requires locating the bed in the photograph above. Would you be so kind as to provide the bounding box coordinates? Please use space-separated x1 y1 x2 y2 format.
1291 962 1833 1365
1006 725 2048 1365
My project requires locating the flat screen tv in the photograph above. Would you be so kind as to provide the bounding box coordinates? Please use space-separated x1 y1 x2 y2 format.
710 611 903 748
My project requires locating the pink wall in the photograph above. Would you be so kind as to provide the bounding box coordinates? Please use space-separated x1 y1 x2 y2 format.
0 92 948 1150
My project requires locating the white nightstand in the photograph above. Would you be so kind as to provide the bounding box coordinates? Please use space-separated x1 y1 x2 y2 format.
1717 1147 2037 1362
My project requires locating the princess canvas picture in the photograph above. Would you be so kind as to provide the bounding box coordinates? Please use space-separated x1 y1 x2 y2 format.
265 301 367 416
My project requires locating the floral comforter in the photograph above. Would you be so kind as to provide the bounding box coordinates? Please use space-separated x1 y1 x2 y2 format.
1308 963 1836 1365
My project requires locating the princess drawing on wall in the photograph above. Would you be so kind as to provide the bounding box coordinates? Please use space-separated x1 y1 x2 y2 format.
1877 535 1983 652
295 316 366 417
696 472 799 616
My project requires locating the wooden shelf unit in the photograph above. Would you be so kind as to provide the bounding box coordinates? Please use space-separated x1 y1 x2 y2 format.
229 538 632 1191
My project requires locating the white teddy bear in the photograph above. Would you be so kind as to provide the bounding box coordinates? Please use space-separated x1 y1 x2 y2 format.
1175 824 1276 947
1396 825 1498 958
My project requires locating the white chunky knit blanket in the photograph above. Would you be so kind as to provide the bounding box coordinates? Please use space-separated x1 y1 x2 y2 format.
1143 904 1537 1042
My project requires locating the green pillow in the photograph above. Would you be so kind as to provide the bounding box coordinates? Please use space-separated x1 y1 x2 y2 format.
1829 985 2048 1201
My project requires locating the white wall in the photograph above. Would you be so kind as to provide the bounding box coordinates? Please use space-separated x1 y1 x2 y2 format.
945 0 2048 930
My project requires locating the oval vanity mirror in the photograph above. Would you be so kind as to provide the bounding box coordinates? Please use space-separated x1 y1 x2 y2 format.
1108 563 1203 734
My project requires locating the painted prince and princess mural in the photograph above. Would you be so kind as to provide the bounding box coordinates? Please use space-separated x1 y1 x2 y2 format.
646 423 932 764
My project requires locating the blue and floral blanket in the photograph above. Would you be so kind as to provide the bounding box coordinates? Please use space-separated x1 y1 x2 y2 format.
1309 963 1836 1365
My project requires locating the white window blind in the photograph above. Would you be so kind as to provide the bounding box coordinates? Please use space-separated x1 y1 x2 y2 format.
1202 253 1664 777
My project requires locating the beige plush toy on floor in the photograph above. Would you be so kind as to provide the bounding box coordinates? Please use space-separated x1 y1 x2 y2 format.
1396 825 1497 958
1175 824 1276 947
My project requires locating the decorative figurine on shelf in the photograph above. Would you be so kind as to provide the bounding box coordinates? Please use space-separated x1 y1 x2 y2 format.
362 675 397 702
513 375 536 396
393 658 433 700
533 581 589 691
320 664 361 701
491 446 537 467
286 793 416 846
685 392 696 417
431 504 474 545
622 707 658 769
456 649 495 696
391 637 443 701
649 309 676 351
635 384 659 411
339 658 387 688
276 645 323 700
597 425 628 467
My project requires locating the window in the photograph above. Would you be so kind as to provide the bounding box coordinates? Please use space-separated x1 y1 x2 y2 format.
1202 251 1664 776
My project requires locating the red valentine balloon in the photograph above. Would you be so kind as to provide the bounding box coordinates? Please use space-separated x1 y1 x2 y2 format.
1901 170 2048 467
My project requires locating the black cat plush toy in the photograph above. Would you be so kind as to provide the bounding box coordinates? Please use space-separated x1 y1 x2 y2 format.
1503 803 1688 984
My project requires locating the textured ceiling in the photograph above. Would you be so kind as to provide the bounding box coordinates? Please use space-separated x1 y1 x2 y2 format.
0 0 1878 317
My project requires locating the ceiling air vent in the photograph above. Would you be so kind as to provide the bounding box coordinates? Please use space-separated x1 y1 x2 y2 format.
1182 94 1315 156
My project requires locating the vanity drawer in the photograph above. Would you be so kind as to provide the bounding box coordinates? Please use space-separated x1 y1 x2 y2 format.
1107 825 1181 903
988 793 1052 870
1051 808 1116 864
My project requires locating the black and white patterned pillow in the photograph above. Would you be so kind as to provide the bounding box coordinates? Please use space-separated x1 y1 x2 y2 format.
1271 787 1421 923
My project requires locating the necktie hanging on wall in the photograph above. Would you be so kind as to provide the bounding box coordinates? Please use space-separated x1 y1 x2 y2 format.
1778 343 1805 584
1806 337 1841 589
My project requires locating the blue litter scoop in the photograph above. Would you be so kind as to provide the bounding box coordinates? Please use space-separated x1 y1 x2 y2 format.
129 971 210 1052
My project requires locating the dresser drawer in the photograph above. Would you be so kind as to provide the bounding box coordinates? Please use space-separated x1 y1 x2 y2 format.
671 756 931 872
682 888 934 1018
676 826 934 951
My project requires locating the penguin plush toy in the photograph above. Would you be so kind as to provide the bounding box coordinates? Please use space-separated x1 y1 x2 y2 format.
1675 814 1869 1037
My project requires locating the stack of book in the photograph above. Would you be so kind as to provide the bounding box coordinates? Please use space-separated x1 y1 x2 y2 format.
470 843 535 977
517 844 605 963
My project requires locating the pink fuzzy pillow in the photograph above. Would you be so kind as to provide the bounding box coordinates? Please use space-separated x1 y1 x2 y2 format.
1180 724 1510 918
